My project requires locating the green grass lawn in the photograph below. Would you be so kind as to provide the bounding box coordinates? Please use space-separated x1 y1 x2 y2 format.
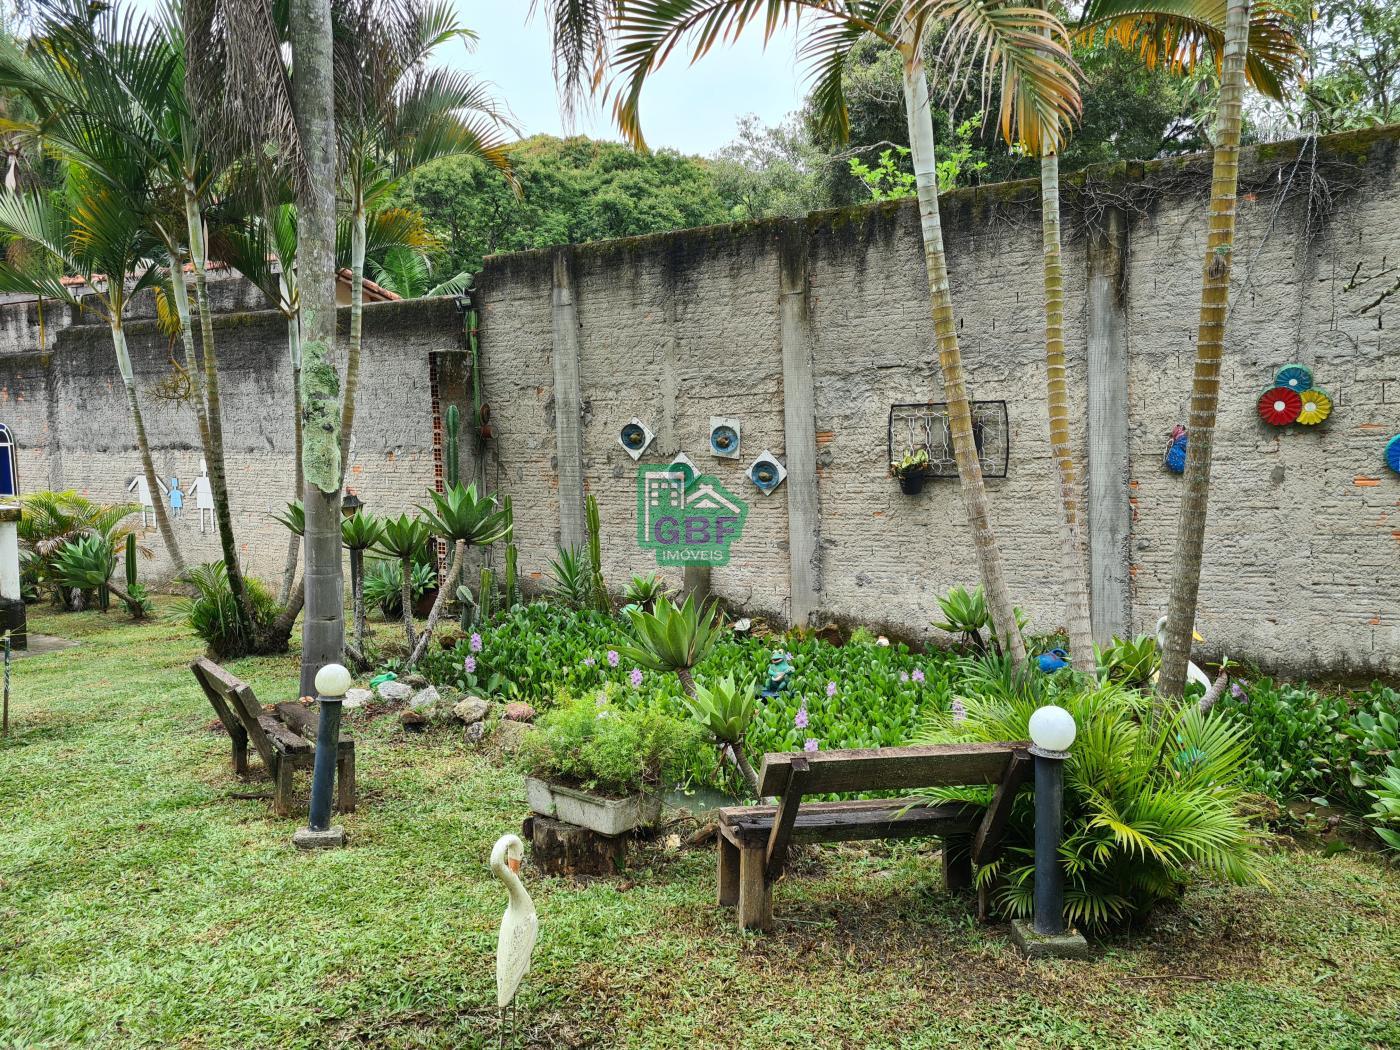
2 603 1398 1049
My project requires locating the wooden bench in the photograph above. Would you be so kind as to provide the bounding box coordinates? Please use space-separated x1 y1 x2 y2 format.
716 741 1031 931
191 657 356 818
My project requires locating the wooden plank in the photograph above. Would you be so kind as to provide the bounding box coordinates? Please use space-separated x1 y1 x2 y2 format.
755 741 1026 796
717 836 740 907
257 715 311 754
191 660 242 740
736 847 772 932
972 751 1032 866
274 701 317 739
942 833 973 892
719 798 981 849
195 660 281 770
763 756 809 881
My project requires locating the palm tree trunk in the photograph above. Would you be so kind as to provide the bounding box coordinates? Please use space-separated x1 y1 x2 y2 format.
409 538 466 666
400 553 416 651
338 203 366 475
1159 0 1252 700
352 548 366 654
730 743 760 798
1039 153 1095 673
291 0 345 697
112 320 186 578
899 26 1026 667
174 224 254 637
279 313 304 606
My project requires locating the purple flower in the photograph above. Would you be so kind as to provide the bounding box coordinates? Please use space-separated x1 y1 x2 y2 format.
951 698 967 724
584 657 596 667
1230 682 1249 703
463 655 476 674
470 632 483 653
794 704 809 730
911 668 925 684
899 671 909 683
803 738 819 753
826 681 838 697
629 668 643 688
607 650 620 668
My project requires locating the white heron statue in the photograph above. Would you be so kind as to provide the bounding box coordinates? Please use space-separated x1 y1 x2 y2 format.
1154 615 1212 691
491 833 537 1026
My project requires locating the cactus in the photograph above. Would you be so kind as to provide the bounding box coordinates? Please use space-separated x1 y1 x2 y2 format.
585 494 611 614
478 566 495 624
445 404 460 488
504 543 518 610
125 532 137 589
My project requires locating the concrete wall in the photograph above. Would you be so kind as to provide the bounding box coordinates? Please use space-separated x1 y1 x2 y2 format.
5 127 1399 678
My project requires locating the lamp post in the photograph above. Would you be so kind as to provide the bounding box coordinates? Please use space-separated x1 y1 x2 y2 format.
293 662 353 850
1012 704 1089 958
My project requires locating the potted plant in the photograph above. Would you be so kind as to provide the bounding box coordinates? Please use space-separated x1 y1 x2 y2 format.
517 692 694 836
889 448 930 495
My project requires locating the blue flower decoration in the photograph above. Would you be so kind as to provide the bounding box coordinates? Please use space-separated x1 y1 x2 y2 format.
1274 364 1313 392
1386 434 1400 475
1165 433 1188 474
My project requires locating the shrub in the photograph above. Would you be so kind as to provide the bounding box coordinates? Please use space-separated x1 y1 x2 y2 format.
1096 634 1161 689
1365 766 1400 850
363 558 434 620
516 692 696 798
179 563 278 659
918 666 1265 931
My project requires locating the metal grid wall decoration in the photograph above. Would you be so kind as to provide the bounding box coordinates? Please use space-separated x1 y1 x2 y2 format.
1258 364 1332 427
886 401 1010 479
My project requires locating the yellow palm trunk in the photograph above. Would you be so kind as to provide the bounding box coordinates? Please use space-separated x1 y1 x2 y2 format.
900 26 1026 667
1039 153 1095 672
1159 0 1252 699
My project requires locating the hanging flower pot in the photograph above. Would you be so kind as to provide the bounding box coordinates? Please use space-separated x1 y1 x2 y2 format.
1295 389 1332 425
898 470 927 495
1258 386 1302 426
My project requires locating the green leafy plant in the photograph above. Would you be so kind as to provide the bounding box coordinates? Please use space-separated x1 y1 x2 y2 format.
618 594 724 695
1364 766 1400 850
682 674 760 795
584 493 610 614
52 534 115 608
272 500 305 537
178 563 278 659
1096 634 1161 688
374 514 434 648
547 546 592 609
417 483 512 549
517 691 696 799
18 490 143 606
888 447 930 480
363 558 435 620
622 573 670 613
919 673 1265 930
933 585 990 653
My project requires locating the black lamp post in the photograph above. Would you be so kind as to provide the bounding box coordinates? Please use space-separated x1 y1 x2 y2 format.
1026 704 1076 935
293 662 352 849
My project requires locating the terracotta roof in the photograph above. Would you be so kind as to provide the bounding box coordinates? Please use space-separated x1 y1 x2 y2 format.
337 267 401 302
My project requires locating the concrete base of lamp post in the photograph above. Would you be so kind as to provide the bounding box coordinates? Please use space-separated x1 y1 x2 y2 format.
1010 919 1090 961
292 825 347 850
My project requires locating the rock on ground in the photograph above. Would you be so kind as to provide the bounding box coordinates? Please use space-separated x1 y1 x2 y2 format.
376 680 412 702
453 697 491 725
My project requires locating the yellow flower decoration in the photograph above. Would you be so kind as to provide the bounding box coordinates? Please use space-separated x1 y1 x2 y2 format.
1296 389 1332 425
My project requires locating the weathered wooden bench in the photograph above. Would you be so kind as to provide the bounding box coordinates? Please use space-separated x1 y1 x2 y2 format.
716 741 1031 931
191 657 356 818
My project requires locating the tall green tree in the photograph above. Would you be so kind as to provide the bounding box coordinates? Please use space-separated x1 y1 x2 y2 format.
606 0 1082 667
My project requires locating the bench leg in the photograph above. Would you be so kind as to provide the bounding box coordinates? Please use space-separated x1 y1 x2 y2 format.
273 757 295 818
736 847 773 932
337 743 356 814
943 833 973 894
717 836 740 907
231 727 249 778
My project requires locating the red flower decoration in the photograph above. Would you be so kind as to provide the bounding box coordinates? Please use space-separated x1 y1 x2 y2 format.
1258 386 1302 426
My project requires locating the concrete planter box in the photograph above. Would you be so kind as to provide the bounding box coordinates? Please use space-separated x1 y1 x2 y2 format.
525 776 662 836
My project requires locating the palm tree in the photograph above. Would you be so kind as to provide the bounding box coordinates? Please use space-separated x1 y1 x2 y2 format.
332 0 515 475
605 1 1080 667
1025 0 1302 673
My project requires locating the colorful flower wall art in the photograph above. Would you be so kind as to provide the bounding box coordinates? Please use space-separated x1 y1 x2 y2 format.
1258 364 1332 428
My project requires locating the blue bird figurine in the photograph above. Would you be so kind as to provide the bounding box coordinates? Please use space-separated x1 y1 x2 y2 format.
1037 648 1070 673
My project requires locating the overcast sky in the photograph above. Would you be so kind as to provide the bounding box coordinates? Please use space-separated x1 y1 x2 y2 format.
455 2 807 155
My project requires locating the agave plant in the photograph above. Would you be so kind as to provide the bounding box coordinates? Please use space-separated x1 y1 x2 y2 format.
618 594 723 696
341 511 385 655
622 573 670 614
682 674 760 796
547 546 592 609
273 500 306 537
363 558 435 621
933 585 1027 657
52 534 116 609
1096 634 1162 689
918 672 1265 930
374 514 434 649
18 490 143 605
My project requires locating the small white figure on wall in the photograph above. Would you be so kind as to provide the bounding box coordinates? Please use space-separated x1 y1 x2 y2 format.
168 477 184 520
127 473 167 527
192 459 214 533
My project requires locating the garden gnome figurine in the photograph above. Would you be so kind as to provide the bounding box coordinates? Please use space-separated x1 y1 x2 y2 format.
761 649 794 699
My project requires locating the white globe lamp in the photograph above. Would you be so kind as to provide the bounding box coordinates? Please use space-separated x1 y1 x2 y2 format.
1028 705 1076 755
315 663 353 699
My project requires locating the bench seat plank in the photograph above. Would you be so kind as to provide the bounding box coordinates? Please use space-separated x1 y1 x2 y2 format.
719 798 982 849
755 741 1028 797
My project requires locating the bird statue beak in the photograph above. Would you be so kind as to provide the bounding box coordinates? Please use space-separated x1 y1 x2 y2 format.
1192 629 1204 642
507 857 521 874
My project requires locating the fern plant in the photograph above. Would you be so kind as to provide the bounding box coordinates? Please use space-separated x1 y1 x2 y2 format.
917 668 1265 931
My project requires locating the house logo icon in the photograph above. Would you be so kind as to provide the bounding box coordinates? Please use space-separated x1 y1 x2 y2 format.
636 461 748 567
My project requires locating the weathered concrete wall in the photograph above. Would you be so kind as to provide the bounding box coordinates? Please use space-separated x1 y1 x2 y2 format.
4 127 1399 678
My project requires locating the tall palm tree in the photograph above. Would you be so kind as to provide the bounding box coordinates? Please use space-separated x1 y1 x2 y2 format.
605 0 1081 667
1026 0 1302 673
332 0 515 475
0 184 185 579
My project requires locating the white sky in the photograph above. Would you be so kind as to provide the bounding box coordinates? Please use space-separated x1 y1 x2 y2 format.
454 2 807 155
